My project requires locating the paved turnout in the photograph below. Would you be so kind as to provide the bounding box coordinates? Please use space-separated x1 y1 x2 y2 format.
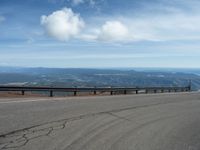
0 92 200 150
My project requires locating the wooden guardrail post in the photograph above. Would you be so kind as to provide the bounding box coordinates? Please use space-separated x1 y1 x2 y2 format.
50 90 53 97
188 80 192 91
110 91 113 95
187 87 190 92
145 89 148 94
124 90 127 95
94 86 97 95
136 90 138 94
74 91 77 96
21 90 25 95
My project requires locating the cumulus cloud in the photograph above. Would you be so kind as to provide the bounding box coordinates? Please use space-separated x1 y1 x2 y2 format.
40 4 200 43
41 8 85 41
79 21 133 42
96 21 131 42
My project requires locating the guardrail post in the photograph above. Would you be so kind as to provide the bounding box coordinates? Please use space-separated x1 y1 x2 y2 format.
110 91 113 95
154 89 157 93
188 80 192 92
21 90 25 95
136 90 138 94
74 91 77 96
188 87 191 92
187 87 190 92
145 89 148 94
50 90 53 97
124 90 127 94
94 91 96 95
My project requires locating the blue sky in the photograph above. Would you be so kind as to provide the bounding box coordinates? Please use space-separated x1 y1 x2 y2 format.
0 0 200 68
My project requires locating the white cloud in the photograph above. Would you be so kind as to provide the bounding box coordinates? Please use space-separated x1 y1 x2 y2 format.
72 0 84 5
88 0 96 6
89 13 200 42
96 21 131 42
79 21 133 42
125 13 200 41
71 0 96 6
40 4 200 43
41 8 85 41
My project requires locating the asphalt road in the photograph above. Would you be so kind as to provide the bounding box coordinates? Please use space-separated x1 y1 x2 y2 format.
0 92 200 150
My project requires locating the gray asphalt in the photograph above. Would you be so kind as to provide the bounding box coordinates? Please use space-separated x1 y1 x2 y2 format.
0 92 200 150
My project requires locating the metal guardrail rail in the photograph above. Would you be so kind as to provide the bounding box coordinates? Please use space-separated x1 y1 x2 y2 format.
0 85 191 97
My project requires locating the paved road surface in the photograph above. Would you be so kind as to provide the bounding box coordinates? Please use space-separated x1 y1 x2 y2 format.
0 92 200 150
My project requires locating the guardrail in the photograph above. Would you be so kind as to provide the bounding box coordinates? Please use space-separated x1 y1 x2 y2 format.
0 85 191 97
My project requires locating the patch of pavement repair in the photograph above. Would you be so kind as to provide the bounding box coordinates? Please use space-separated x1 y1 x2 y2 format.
0 100 187 149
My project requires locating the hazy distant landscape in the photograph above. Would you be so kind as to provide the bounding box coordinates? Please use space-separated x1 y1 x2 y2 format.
0 67 199 90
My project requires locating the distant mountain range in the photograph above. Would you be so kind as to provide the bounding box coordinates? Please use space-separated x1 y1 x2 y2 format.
0 67 199 90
